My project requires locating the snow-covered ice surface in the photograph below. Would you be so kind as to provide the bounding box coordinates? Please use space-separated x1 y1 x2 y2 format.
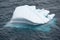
10 5 55 24
0 0 60 40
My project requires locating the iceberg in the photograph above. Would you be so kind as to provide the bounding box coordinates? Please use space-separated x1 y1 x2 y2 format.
4 5 56 32
9 5 55 24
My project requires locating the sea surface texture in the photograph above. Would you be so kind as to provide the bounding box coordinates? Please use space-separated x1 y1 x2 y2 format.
0 0 60 40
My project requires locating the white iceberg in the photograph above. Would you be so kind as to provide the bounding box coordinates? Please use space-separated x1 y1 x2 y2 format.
10 5 55 24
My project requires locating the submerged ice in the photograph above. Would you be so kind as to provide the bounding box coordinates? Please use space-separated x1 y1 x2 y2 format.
5 5 56 32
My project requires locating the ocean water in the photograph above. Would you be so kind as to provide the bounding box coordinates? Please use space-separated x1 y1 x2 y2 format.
0 0 60 40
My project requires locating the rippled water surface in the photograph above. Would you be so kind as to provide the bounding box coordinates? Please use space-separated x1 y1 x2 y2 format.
0 0 60 40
